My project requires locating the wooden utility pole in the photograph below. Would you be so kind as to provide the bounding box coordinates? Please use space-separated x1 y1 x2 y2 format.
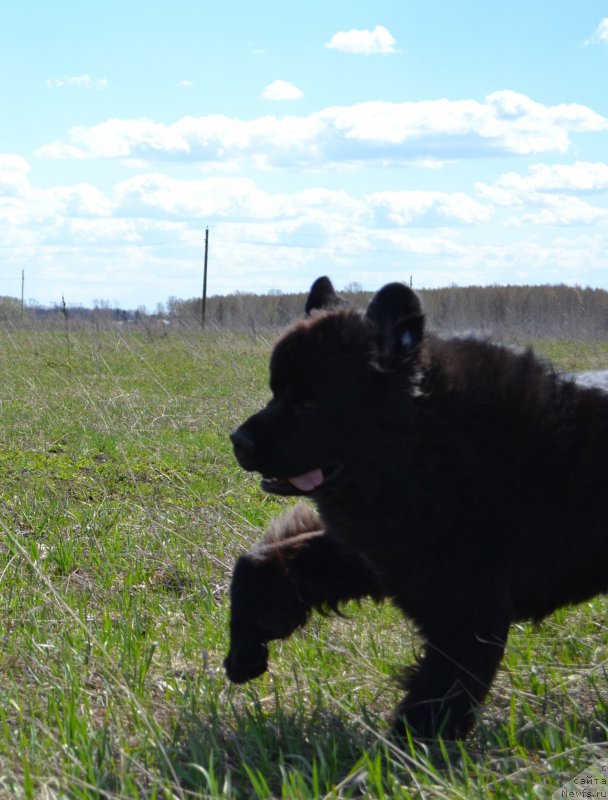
201 227 209 328
21 270 24 320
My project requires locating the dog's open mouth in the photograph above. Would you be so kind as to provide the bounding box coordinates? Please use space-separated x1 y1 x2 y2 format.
261 465 342 495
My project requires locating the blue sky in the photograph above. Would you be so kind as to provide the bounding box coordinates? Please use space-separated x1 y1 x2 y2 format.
1 1 608 309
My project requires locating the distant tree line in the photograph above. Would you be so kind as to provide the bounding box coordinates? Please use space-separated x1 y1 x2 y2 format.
2 283 608 340
166 283 608 340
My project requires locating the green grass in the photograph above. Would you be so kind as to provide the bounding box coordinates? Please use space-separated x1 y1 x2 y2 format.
0 327 606 799
522 339 608 372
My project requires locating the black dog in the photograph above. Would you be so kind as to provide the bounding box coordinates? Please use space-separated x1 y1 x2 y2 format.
225 277 608 740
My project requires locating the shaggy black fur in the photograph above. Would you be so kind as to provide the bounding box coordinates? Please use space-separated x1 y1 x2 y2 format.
225 276 608 740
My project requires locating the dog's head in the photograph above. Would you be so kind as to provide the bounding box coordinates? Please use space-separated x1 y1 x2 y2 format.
230 277 425 497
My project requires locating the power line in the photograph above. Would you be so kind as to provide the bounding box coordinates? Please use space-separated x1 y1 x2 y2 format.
0 231 447 258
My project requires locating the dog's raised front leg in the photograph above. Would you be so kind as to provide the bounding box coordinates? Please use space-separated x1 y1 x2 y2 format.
224 506 383 684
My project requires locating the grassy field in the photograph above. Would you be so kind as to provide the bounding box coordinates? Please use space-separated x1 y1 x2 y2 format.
0 326 607 799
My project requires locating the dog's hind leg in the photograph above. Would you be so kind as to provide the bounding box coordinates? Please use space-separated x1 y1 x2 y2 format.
224 506 383 684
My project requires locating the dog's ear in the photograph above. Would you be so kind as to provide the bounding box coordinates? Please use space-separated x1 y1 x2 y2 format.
304 276 343 316
365 282 425 358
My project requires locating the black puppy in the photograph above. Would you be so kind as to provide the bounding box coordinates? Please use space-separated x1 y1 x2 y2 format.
225 277 608 740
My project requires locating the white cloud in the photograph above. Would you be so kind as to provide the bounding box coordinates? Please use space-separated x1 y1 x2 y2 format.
0 170 493 265
45 75 108 90
47 184 114 218
65 218 142 243
514 196 608 227
0 155 113 234
476 162 608 228
325 25 397 55
0 173 30 200
5 147 608 307
35 92 608 168
110 173 493 230
477 162 608 201
369 191 493 226
39 118 193 160
113 174 364 226
178 80 194 88
4 176 608 306
0 154 30 173
586 18 608 45
116 174 274 219
261 80 303 101
0 154 31 198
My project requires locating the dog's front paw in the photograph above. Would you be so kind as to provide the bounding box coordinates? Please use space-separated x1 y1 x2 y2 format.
224 638 269 684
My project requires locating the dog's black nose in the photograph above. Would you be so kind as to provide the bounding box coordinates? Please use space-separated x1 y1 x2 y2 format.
230 427 254 458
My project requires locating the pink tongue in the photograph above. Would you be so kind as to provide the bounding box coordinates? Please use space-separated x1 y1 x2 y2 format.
288 468 324 492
